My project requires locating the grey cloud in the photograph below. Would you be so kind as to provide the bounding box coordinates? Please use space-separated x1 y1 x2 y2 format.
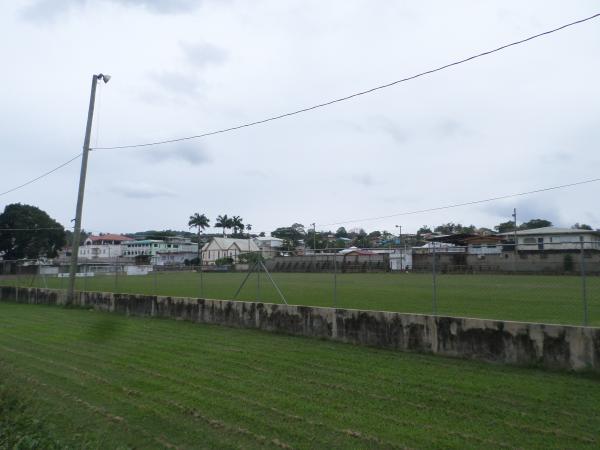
144 144 211 166
114 0 202 13
240 169 269 178
21 0 202 21
152 72 202 97
433 118 468 139
375 118 410 144
541 151 573 164
352 173 376 187
111 181 176 199
181 42 228 67
20 0 80 21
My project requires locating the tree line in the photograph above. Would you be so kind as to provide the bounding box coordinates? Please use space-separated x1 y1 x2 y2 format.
0 202 597 260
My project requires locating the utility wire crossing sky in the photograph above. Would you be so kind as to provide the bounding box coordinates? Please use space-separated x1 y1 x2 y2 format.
2 2 600 233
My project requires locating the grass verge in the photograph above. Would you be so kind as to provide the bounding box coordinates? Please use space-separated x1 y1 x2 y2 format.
1 302 600 449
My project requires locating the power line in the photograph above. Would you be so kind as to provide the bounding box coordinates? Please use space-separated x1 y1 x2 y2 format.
0 153 82 197
317 177 600 227
0 227 66 232
92 12 600 151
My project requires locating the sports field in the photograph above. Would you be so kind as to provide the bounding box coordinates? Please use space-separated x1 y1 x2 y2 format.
1 302 599 449
4 271 599 326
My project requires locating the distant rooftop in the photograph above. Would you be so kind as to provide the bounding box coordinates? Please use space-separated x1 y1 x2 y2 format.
88 234 134 242
499 227 600 236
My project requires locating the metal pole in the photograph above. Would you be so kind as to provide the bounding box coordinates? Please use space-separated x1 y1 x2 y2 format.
333 254 338 308
114 261 119 291
199 242 204 298
512 208 518 273
67 74 100 305
256 255 261 301
432 242 437 315
580 240 588 326
153 267 158 296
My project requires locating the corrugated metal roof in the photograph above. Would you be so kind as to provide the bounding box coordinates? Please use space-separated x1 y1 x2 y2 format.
203 237 259 251
498 227 599 236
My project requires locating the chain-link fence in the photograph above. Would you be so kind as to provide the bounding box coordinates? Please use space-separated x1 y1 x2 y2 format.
1 242 598 327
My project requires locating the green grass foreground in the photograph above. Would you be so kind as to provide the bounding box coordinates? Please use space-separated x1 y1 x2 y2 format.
1 302 600 449
4 271 600 326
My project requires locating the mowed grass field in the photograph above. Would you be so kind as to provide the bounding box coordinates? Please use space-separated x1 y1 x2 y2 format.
4 270 600 326
1 302 600 449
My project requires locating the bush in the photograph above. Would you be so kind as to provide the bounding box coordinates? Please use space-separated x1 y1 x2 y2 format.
214 257 234 266
0 384 64 449
237 252 264 264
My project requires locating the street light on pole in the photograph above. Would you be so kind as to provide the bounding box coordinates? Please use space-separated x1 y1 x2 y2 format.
67 73 111 305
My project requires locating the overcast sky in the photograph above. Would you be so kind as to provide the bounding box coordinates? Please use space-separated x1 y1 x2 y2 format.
1 1 599 236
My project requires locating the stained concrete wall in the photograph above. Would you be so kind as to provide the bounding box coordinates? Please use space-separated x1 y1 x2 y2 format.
1 286 599 372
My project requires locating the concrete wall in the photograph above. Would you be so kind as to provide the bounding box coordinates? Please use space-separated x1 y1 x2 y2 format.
1 286 599 372
413 251 600 274
265 255 389 273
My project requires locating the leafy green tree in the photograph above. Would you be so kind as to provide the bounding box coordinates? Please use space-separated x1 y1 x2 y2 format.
572 223 593 230
520 219 552 230
434 223 457 234
352 229 369 247
188 213 210 262
494 221 516 233
335 227 348 238
272 223 305 251
64 229 90 246
416 225 432 236
0 204 66 259
434 223 476 234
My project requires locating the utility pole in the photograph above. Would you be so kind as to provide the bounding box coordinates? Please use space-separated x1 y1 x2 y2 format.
512 208 518 272
67 73 110 305
395 224 402 270
311 223 316 252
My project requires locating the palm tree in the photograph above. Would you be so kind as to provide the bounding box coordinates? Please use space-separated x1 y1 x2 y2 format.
232 216 244 236
246 223 252 238
188 213 210 262
215 215 229 237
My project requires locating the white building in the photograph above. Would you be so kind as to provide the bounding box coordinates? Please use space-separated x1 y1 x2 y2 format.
122 236 198 259
152 251 198 266
253 236 284 258
500 227 600 251
202 237 260 264
78 234 133 260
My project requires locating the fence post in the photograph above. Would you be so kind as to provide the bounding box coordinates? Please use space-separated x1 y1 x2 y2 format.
256 253 261 302
580 240 588 326
432 242 437 315
114 262 119 292
83 265 88 292
333 254 338 308
199 250 204 298
153 267 158 296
